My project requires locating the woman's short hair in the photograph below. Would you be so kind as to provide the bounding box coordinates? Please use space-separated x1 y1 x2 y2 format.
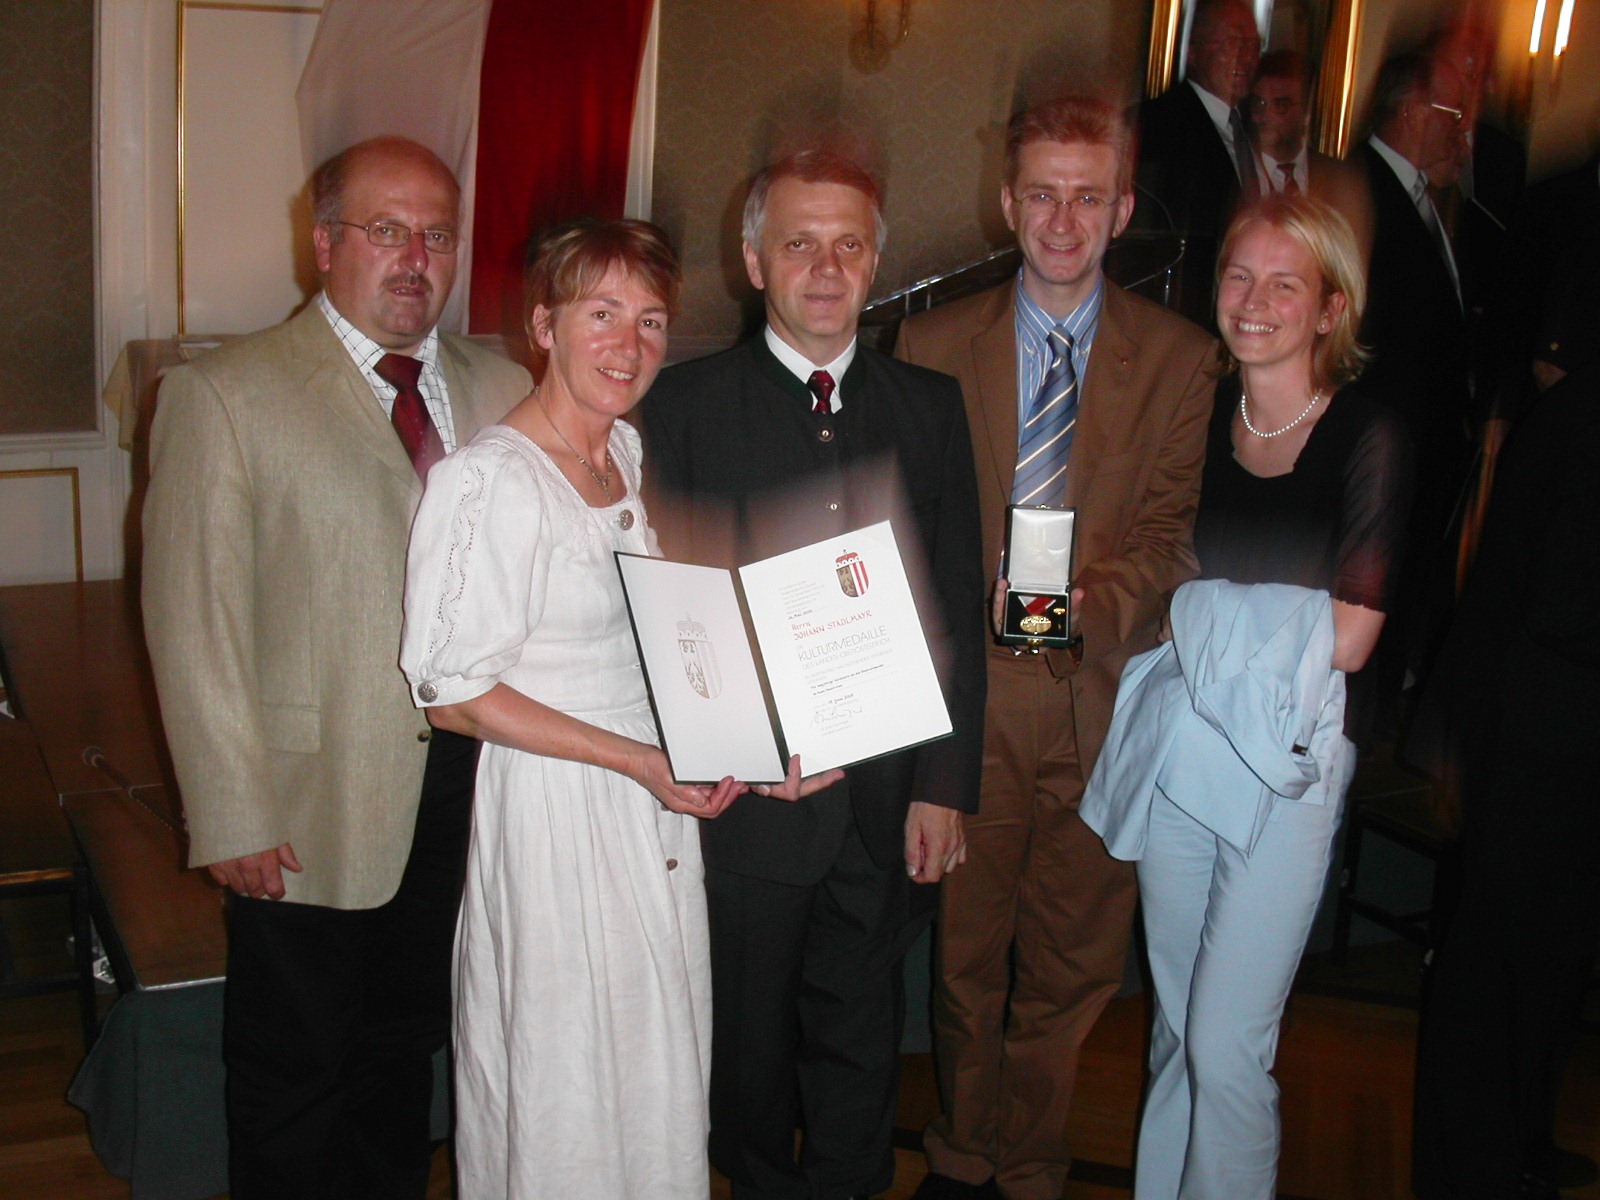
1216 194 1370 391
522 218 681 332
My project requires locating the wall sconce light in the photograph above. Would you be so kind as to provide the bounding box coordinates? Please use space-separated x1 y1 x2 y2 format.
1553 0 1575 82
1528 0 1576 94
850 0 912 74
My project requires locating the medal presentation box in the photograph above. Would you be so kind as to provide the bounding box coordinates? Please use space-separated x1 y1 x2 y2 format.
616 521 953 785
1001 505 1077 649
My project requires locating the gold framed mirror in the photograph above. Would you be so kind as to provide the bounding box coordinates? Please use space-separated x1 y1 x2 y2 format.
1146 0 1366 157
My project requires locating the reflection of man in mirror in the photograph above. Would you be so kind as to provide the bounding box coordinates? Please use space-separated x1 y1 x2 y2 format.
1135 0 1262 322
1249 51 1311 196
1247 51 1366 218
1187 0 1261 111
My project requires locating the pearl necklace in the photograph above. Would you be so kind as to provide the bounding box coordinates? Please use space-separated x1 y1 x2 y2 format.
1239 380 1323 439
539 395 614 500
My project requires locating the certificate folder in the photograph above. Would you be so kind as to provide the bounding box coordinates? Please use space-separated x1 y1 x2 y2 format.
616 521 953 785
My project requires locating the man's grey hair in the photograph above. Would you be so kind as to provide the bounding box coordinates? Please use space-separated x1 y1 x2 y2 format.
741 149 888 252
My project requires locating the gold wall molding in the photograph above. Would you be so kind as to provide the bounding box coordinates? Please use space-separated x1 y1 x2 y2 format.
1146 0 1185 98
1314 0 1364 158
1146 0 1366 158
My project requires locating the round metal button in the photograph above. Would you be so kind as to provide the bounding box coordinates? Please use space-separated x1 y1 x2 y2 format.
827 501 839 512
666 858 679 871
618 508 635 530
416 729 431 743
818 427 834 443
417 681 439 703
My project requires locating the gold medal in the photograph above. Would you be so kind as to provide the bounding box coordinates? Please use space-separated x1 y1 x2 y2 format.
1019 613 1051 635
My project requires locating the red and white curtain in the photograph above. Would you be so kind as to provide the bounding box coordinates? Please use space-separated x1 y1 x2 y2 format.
296 0 656 341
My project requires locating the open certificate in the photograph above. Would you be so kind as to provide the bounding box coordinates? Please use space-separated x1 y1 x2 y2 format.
616 521 953 784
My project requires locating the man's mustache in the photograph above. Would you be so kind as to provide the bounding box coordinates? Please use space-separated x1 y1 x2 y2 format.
383 272 432 294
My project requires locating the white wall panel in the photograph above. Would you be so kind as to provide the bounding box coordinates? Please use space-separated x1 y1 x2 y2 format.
0 468 82 586
179 3 321 335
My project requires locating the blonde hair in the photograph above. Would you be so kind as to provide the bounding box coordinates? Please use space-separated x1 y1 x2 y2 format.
1216 194 1370 392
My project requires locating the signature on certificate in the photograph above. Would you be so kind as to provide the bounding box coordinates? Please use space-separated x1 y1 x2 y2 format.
811 696 864 729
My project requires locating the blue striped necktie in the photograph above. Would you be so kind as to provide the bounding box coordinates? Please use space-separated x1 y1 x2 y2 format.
1012 326 1077 505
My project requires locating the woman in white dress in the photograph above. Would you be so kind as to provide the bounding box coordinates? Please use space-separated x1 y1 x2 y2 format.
399 220 746 1199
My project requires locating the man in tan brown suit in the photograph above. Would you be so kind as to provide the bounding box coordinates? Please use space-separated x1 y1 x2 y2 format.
143 137 528 1199
896 97 1214 1200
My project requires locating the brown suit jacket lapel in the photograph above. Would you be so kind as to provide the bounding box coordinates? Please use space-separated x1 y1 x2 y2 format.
967 284 1020 505
965 278 1144 511
1065 282 1139 507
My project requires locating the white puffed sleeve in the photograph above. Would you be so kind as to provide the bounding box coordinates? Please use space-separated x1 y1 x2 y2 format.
401 435 550 707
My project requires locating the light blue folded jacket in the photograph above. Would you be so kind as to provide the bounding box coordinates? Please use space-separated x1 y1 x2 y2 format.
1081 579 1346 860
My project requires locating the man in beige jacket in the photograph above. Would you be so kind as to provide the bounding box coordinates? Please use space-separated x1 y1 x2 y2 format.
143 136 528 1199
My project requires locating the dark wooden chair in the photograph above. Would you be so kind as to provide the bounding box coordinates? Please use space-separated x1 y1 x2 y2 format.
0 723 98 1047
1331 754 1457 963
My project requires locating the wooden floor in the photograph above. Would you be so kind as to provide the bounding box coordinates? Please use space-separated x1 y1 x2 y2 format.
4 889 1599 1199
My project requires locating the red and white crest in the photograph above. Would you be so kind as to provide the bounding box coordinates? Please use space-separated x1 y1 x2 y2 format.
835 550 869 598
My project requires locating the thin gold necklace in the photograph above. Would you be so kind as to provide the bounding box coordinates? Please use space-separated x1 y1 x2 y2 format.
539 393 613 501
1239 378 1322 439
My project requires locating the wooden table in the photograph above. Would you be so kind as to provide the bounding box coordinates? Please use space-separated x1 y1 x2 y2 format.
62 785 226 991
0 579 174 796
0 580 232 1199
0 579 224 991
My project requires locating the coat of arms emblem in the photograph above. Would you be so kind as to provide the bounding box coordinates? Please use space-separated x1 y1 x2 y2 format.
677 616 722 699
835 550 869 598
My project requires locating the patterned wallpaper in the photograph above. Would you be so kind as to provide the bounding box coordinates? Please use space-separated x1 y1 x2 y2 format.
0 0 95 435
653 0 1151 348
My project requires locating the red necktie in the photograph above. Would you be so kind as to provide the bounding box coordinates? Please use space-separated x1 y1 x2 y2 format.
374 353 445 479
807 369 836 416
1277 162 1301 196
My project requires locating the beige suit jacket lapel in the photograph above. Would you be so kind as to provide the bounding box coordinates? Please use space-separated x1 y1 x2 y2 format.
288 305 423 494
437 334 513 447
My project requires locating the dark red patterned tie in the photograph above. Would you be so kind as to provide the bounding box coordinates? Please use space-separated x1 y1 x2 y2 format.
374 353 445 479
807 369 836 416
